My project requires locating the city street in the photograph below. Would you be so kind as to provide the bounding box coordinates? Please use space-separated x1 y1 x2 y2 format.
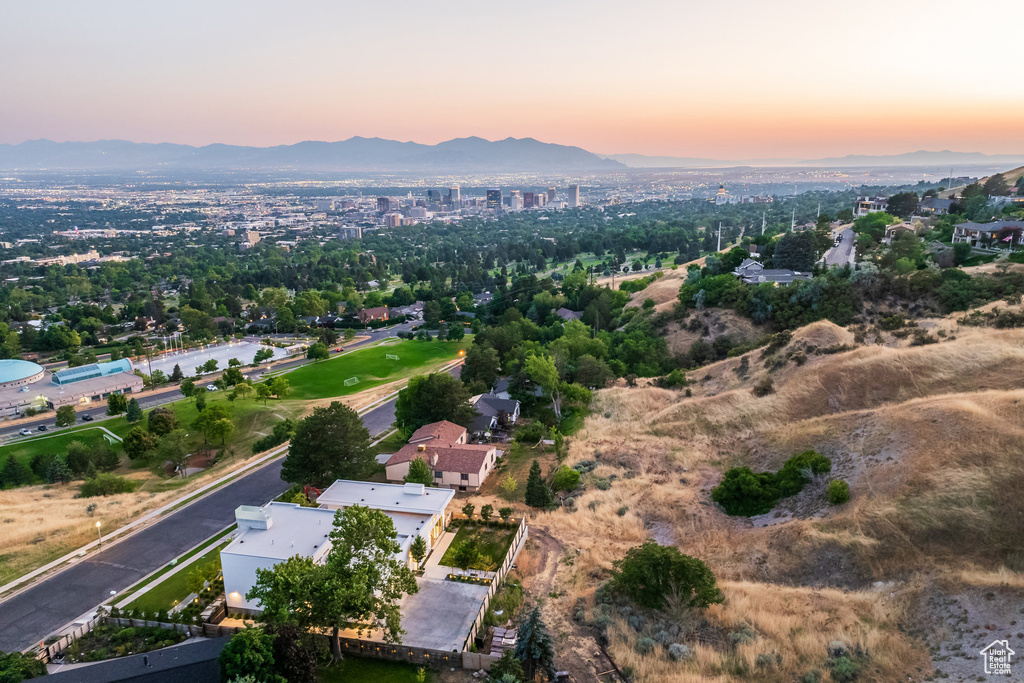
824 227 855 267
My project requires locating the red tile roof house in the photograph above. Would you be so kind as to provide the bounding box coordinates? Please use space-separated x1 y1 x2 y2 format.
357 306 390 323
385 420 501 492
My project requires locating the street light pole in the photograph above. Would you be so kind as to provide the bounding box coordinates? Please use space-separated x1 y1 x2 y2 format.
96 520 102 546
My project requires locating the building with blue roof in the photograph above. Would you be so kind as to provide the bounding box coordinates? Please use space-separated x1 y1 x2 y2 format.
0 358 142 417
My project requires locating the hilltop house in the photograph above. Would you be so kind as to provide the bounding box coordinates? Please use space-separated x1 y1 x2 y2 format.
385 420 501 491
918 197 953 215
733 258 812 285
952 220 1024 248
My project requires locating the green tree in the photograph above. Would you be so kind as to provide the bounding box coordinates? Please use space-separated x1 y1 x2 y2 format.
193 405 230 443
282 401 373 487
772 231 817 271
254 347 275 364
203 359 219 374
610 541 724 610
409 535 427 567
123 426 157 461
180 377 196 400
1 456 32 488
247 505 418 660
267 377 290 399
64 440 93 476
524 460 552 508
826 478 851 504
498 506 513 523
209 418 234 446
256 383 273 405
524 354 569 420
480 504 493 522
46 455 72 484
157 429 191 478
125 397 143 423
452 539 479 575
404 458 434 486
306 342 329 362
551 465 580 492
343 328 356 342
395 372 477 433
461 345 501 389
106 392 128 416
222 367 244 386
514 606 556 682
488 648 525 683
170 363 184 382
462 502 475 520
148 406 177 436
55 405 76 428
194 387 207 412
0 650 47 681
264 622 318 683
983 172 1010 197
219 626 282 683
886 191 919 218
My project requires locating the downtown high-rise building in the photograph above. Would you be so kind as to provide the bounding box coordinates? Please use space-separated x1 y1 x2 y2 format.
509 190 523 212
376 197 391 214
448 186 461 207
547 187 557 202
486 188 502 210
523 192 535 208
568 185 581 207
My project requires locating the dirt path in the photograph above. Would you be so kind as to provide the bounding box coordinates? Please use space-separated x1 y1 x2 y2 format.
521 524 623 683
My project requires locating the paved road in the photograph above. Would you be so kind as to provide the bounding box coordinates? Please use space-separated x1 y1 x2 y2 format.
824 227 855 266
0 341 455 653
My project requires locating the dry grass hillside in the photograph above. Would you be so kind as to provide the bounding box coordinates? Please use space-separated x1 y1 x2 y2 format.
500 315 1024 682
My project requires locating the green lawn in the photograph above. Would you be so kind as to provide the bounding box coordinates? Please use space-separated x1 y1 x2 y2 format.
439 523 518 571
0 426 124 473
162 391 306 456
126 539 230 613
318 657 432 683
285 338 470 400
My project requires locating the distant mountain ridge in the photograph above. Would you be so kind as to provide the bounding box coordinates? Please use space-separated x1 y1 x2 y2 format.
0 136 625 173
605 150 1024 168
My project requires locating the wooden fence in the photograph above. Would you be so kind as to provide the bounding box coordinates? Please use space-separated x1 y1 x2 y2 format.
462 517 529 653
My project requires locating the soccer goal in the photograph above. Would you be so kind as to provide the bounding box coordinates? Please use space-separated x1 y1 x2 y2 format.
344 377 359 386
386 354 399 361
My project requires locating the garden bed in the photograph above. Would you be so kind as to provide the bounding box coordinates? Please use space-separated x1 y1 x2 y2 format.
440 522 518 571
61 623 187 663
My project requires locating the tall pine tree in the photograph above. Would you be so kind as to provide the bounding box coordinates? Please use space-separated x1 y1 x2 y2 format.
125 398 143 423
524 459 551 509
514 606 556 681
170 364 184 382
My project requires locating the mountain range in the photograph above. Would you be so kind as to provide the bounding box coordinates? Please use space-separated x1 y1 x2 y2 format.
1 138 1022 172
0 137 624 173
604 150 1024 168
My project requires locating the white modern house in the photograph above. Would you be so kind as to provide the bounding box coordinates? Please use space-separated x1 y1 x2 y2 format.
221 482 456 615
221 502 336 613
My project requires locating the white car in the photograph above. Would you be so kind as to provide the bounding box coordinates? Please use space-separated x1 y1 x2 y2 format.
206 384 218 391
19 428 32 436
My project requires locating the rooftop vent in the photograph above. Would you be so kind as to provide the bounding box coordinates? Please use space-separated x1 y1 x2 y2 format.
403 482 425 496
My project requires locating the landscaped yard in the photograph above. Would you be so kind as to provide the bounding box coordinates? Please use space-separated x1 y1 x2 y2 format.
479 440 558 503
285 338 470 400
125 539 230 614
440 523 518 571
318 657 432 683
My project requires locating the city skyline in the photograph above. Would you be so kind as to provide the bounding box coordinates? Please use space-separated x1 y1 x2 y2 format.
1 0 1022 158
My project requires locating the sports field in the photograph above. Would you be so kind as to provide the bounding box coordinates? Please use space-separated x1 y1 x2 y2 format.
0 426 124 471
285 338 470 400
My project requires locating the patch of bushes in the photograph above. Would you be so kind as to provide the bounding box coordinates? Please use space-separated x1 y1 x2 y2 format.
80 474 137 498
826 479 850 504
752 376 774 397
711 450 832 516
551 465 581 492
252 418 295 454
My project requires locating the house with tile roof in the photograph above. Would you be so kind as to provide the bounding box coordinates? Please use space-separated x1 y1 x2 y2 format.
385 420 501 491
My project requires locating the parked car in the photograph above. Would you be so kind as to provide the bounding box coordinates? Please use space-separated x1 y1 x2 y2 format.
18 428 32 436
206 384 218 391
81 414 93 421
37 425 48 432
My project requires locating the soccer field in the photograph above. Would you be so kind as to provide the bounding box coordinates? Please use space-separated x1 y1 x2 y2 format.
0 427 124 473
285 338 470 400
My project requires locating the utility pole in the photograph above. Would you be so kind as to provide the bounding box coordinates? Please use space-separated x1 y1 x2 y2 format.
816 202 821 219
717 222 722 252
791 208 796 232
761 210 766 236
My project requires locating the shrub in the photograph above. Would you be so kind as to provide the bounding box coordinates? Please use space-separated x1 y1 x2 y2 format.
80 474 137 498
668 643 691 661
634 637 656 655
551 465 581 492
752 376 775 397
826 479 851 504
775 450 831 497
610 541 723 610
828 656 860 682
595 478 611 491
616 505 629 517
711 467 779 516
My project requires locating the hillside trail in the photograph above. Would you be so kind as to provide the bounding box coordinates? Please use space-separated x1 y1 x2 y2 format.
523 524 623 682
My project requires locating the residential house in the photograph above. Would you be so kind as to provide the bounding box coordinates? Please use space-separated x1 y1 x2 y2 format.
358 306 390 323
468 394 521 436
918 197 953 215
952 220 1024 248
222 482 455 614
854 196 888 217
733 258 812 285
385 420 501 491
555 307 582 321
883 222 918 244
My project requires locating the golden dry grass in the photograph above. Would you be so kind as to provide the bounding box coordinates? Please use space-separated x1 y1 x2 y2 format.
524 320 1024 681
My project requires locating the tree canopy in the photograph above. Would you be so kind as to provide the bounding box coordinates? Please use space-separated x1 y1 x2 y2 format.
281 401 373 487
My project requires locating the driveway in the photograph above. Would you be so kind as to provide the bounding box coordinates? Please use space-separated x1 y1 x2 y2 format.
824 227 855 266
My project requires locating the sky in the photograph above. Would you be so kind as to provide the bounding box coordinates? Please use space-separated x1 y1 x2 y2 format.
1 0 1022 159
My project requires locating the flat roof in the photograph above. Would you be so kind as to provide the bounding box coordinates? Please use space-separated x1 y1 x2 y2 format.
317 480 454 516
222 502 336 561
